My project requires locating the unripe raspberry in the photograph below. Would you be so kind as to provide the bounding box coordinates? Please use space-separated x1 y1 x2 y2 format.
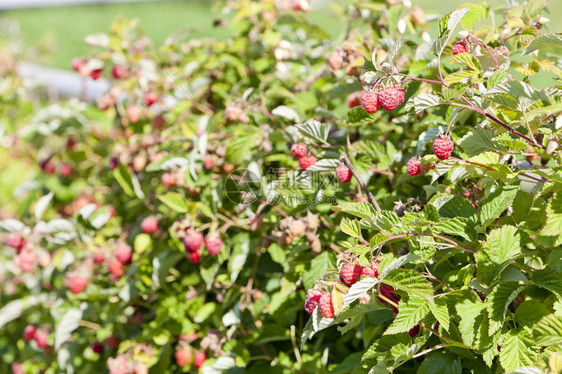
205 234 223 257
433 135 454 160
328 52 343 70
319 292 335 318
288 220 306 237
410 7 426 26
161 172 176 188
299 155 317 171
359 294 371 304
291 143 307 158
134 362 148 374
304 289 323 314
23 325 36 341
360 89 379 113
340 263 362 286
184 231 204 253
407 158 421 176
115 243 132 264
140 216 158 234
420 162 432 173
452 42 468 55
335 164 352 183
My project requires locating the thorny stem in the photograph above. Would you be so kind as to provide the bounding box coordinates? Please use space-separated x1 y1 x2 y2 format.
341 152 382 212
476 40 500 69
419 321 469 348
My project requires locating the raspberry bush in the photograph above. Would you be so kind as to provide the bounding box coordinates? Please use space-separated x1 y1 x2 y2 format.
1 0 562 373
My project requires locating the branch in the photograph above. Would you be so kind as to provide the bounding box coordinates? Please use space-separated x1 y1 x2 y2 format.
341 153 381 212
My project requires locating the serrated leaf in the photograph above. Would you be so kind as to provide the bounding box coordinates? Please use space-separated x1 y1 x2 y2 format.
459 3 488 29
341 218 362 238
272 105 300 122
431 194 477 218
379 253 420 279
444 70 479 85
157 192 188 213
458 127 507 157
455 291 487 346
417 353 462 374
476 226 523 284
450 52 482 72
487 282 526 335
384 269 434 303
499 328 538 372
337 202 378 224
541 192 562 236
305 158 340 172
385 295 430 335
533 314 562 346
296 120 330 144
406 94 443 114
531 269 562 298
341 277 379 311
303 251 334 289
479 186 519 225
515 300 549 328
488 69 507 88
347 106 375 123
430 297 450 332
432 217 475 241
523 33 562 55
55 308 83 349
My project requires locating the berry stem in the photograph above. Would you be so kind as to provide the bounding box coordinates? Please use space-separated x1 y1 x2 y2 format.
419 321 469 348
476 40 500 69
341 153 382 212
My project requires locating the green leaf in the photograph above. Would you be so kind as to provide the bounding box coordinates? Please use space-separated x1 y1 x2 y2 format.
341 277 379 311
431 194 477 218
487 282 526 335
531 269 562 298
533 314 562 346
114 165 138 198
487 69 507 89
479 186 519 225
157 192 188 213
499 328 538 372
417 353 462 374
523 33 562 55
458 127 506 157
337 202 378 223
429 297 450 332
515 300 549 328
134 233 152 254
541 192 562 236
432 217 476 241
384 269 434 303
303 251 334 289
347 106 375 124
55 308 83 350
406 94 443 114
449 53 482 72
476 226 523 284
228 233 250 283
459 3 488 29
297 120 330 144
433 8 470 57
444 70 480 85
455 291 487 346
385 295 430 335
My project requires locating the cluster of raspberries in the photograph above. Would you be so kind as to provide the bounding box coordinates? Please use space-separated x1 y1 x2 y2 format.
407 134 455 176
291 143 353 183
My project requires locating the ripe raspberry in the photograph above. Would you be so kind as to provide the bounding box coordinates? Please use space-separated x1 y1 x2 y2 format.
291 143 307 158
335 164 352 183
175 347 192 367
433 135 454 160
108 258 124 277
161 172 176 188
328 53 343 70
407 158 421 176
361 266 378 278
112 65 126 79
304 289 323 314
193 350 207 369
23 325 36 341
340 263 362 286
34 330 49 349
115 243 132 264
140 216 158 234
68 275 88 294
143 92 158 107
360 89 379 113
205 235 223 257
93 250 105 265
347 92 361 108
299 155 317 171
452 42 468 55
319 292 335 318
408 324 420 337
71 57 84 72
91 342 104 354
379 86 405 111
90 69 103 80
184 231 204 253
8 233 25 252
188 250 201 263
60 164 72 177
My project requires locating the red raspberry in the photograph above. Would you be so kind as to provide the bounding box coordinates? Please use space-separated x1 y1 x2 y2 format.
91 342 104 354
433 135 454 160
452 42 468 55
23 325 36 341
184 231 204 253
90 69 103 80
108 258 124 277
379 86 405 111
140 216 158 234
319 292 335 318
361 266 378 278
161 172 176 188
68 275 88 294
407 158 421 176
328 52 343 70
71 57 84 72
175 347 192 367
299 155 317 171
291 143 307 158
193 350 207 369
143 92 158 107
18 250 36 272
408 324 420 337
8 233 25 252
304 289 323 314
360 89 379 113
67 138 77 150
60 164 72 177
340 263 362 286
93 250 105 265
188 250 201 263
335 164 352 183
112 65 126 79
347 92 361 108
34 330 49 349
204 234 223 257
115 243 132 264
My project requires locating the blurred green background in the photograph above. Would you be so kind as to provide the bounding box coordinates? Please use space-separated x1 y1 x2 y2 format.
2 0 561 70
